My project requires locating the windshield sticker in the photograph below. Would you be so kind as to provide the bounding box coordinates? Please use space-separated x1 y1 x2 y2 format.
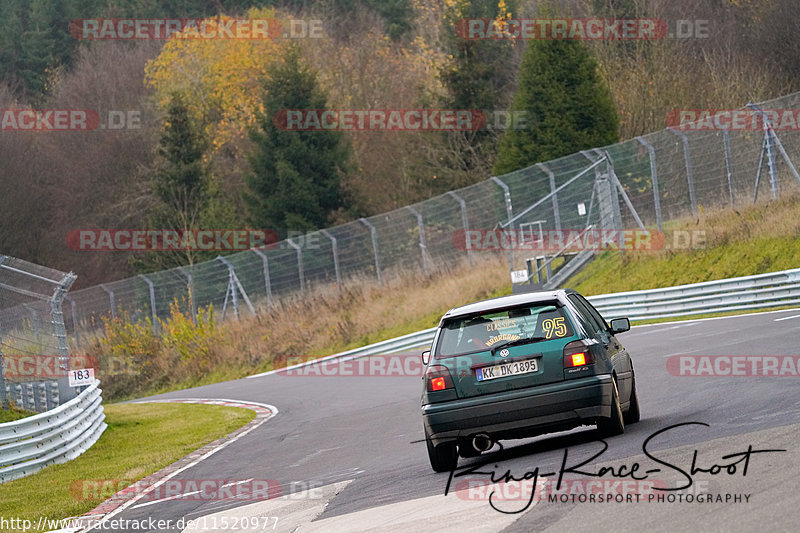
486 318 517 332
486 333 521 347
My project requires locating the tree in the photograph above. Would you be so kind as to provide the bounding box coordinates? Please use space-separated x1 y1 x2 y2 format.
427 0 521 190
493 38 619 176
244 45 350 237
136 93 219 271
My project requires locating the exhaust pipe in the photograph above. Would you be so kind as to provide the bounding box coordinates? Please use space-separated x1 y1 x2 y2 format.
472 433 493 453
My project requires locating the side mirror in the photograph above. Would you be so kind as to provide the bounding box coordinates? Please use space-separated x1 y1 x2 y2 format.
421 350 431 365
609 317 630 335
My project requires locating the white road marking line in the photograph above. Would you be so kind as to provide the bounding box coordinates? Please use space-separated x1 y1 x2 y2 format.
625 322 699 336
774 314 800 321
660 347 709 357
627 306 800 329
83 400 278 532
131 479 255 509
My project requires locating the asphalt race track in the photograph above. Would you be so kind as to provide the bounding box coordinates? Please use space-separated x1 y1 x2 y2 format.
90 308 800 533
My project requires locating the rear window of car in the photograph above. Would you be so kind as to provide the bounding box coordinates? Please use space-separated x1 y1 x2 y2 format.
435 302 574 358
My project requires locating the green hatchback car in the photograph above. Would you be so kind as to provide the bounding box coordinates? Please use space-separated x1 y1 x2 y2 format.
421 289 640 472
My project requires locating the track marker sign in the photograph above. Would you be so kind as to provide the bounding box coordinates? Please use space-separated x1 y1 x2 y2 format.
69 368 95 387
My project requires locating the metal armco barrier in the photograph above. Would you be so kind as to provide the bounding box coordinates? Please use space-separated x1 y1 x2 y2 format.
587 268 800 321
0 380 106 484
312 268 800 363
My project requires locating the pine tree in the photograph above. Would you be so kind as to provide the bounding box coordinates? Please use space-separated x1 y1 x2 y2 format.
244 45 350 238
493 38 619 176
135 93 215 271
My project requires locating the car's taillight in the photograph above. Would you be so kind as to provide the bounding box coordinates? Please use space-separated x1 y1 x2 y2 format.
425 365 454 392
563 340 592 368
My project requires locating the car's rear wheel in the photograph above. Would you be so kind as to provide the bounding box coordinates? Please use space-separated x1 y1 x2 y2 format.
624 373 641 424
426 434 458 472
597 378 625 437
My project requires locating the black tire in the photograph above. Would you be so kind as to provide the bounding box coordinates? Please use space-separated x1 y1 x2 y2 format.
597 378 625 437
426 434 458 472
624 374 641 424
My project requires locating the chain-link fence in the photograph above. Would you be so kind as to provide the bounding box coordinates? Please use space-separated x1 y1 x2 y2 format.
62 91 800 342
0 256 78 411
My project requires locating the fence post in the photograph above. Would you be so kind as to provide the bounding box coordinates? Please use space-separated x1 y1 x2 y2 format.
447 191 473 266
0 322 6 409
217 256 255 320
764 122 779 199
251 249 274 305
51 272 77 403
100 284 116 319
636 136 663 231
359 218 382 284
286 239 305 293
320 230 341 289
139 275 159 334
536 163 561 232
490 177 514 224
722 131 735 207
65 296 80 350
769 127 800 186
23 304 40 342
753 132 767 203
490 177 514 272
605 155 648 232
747 102 800 190
406 207 430 276
668 128 698 216
177 267 196 323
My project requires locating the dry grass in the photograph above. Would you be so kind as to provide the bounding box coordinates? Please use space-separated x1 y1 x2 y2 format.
89 256 510 401
87 195 800 401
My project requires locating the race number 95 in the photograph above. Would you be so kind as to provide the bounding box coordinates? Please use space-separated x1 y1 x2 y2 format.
542 317 567 339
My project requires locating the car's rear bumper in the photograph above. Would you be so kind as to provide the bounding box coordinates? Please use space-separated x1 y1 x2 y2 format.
421 374 613 446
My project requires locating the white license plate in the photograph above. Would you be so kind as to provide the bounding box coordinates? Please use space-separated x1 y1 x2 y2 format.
476 359 539 381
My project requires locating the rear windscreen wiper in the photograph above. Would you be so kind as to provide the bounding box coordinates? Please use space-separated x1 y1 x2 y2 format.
491 336 547 355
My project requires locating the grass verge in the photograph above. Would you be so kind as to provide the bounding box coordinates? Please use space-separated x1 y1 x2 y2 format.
0 405 35 423
0 403 255 529
572 195 800 295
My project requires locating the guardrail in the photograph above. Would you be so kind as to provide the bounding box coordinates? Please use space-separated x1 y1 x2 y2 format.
0 380 106 484
273 268 800 370
587 268 800 321
248 327 438 378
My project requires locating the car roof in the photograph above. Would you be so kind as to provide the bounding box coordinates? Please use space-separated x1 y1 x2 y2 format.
441 289 577 320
